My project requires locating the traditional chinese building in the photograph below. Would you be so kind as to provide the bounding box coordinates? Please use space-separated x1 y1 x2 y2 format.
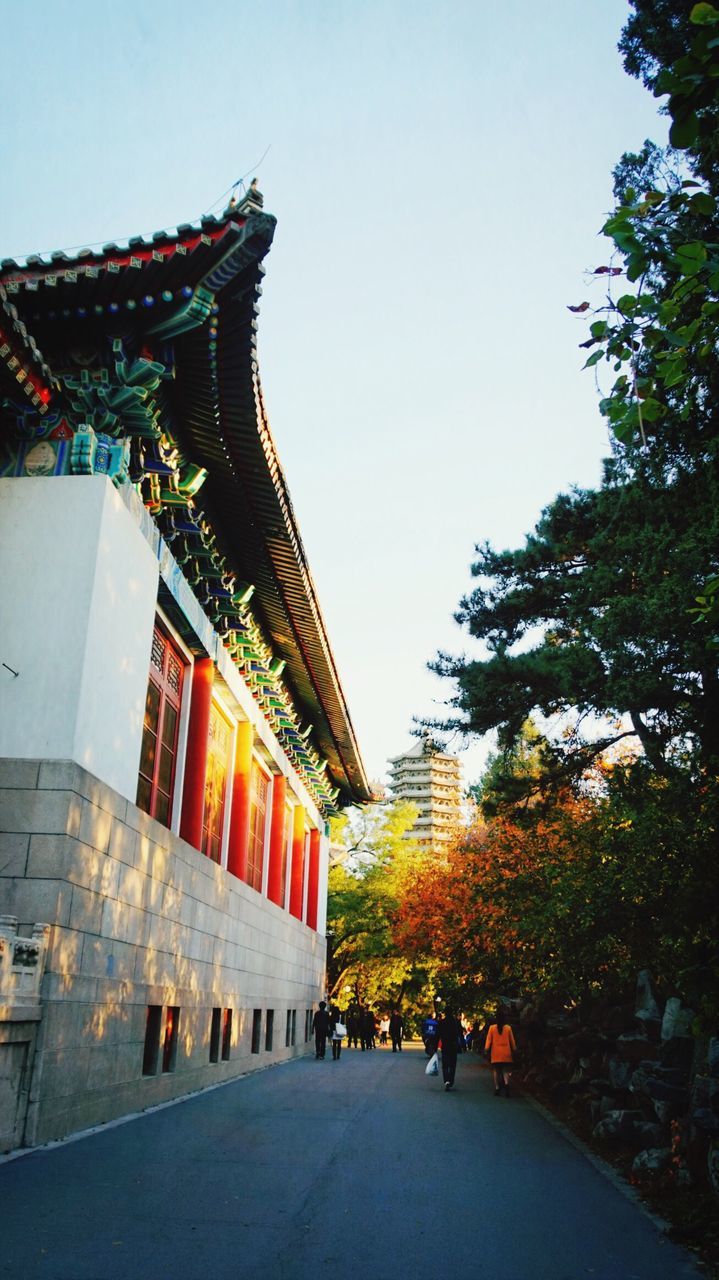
0 184 372 1151
388 736 463 847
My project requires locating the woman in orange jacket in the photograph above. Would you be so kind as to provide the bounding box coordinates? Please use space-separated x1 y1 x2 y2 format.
484 1006 516 1096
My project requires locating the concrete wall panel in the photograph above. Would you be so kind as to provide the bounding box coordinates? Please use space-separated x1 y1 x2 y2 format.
1 759 326 1149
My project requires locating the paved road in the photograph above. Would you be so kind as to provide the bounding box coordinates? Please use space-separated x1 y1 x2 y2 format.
0 1046 702 1280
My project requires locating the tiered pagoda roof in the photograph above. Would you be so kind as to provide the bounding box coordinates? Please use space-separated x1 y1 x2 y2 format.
0 187 372 813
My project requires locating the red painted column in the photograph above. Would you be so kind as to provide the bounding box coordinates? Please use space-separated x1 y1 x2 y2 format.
179 657 214 851
305 828 321 931
266 774 287 906
289 804 306 920
226 721 253 881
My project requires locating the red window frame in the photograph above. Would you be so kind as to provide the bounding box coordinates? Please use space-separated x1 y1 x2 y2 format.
247 763 269 891
202 701 233 865
136 624 185 827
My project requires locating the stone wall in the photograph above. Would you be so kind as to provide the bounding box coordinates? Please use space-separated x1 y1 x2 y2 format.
0 916 50 1153
0 759 326 1149
515 976 719 1193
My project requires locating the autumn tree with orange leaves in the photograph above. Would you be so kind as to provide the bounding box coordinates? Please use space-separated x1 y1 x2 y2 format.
396 746 718 1022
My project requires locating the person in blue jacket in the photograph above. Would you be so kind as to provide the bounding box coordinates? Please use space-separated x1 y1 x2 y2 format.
422 1012 439 1055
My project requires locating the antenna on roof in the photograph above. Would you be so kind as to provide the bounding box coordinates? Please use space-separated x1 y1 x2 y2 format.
206 146 272 219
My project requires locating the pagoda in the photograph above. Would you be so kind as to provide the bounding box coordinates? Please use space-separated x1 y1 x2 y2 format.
388 735 463 847
0 185 371 1150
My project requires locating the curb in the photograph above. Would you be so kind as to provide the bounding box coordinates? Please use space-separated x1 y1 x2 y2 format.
521 1088 674 1236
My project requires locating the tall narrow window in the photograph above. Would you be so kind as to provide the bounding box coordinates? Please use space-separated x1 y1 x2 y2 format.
222 1009 233 1061
265 1010 274 1052
202 702 233 864
209 1007 221 1063
251 1009 262 1054
247 764 269 891
143 1005 162 1076
162 1006 180 1073
137 625 185 827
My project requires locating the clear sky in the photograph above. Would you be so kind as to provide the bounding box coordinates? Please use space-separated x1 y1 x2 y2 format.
0 1 667 787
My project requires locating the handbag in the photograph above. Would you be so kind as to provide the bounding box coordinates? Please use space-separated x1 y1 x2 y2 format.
425 1051 439 1077
334 1022 347 1037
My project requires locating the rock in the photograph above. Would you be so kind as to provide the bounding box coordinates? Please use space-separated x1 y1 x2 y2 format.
634 1010 662 1040
635 970 661 1021
692 1107 719 1138
603 1004 636 1035
661 997 695 1042
593 1108 645 1142
600 1093 623 1118
651 1065 691 1087
653 1100 674 1126
629 1062 661 1097
559 1030 602 1058
631 1147 671 1180
660 1036 694 1070
616 1033 655 1064
608 1056 633 1090
546 1012 578 1034
708 1037 719 1078
550 1081 583 1105
633 1121 666 1150
691 1074 719 1110
644 1077 689 1108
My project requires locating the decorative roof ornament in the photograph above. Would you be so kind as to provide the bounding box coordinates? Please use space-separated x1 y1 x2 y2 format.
0 187 371 813
236 178 264 215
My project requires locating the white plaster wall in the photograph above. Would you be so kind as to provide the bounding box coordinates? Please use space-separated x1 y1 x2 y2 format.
0 477 159 803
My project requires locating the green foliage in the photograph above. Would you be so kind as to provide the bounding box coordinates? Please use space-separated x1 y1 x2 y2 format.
326 801 436 1014
569 5 719 647
472 718 553 817
400 758 719 1017
593 760 719 1020
429 457 719 779
654 3 719 152
620 1 719 190
411 0 719 1026
573 178 719 450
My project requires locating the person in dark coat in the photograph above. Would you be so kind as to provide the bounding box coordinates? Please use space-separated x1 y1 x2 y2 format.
347 1006 360 1049
361 1006 376 1050
436 1006 463 1091
389 1009 404 1052
312 1000 331 1059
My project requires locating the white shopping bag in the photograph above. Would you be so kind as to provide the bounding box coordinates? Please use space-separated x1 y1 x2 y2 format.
425 1051 439 1077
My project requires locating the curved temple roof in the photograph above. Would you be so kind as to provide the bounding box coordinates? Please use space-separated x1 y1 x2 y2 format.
0 192 372 809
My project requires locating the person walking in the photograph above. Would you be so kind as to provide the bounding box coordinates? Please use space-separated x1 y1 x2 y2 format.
436 1005 463 1091
389 1008 404 1052
347 1006 360 1049
422 1011 439 1055
361 1006 376 1051
484 1006 516 1095
329 1004 344 1060
379 1015 390 1045
312 1000 331 1060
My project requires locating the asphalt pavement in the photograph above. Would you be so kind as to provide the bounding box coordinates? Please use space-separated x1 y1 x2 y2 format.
0 1043 703 1280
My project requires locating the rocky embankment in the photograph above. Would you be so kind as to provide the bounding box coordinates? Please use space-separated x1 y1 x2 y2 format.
515 972 719 1195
